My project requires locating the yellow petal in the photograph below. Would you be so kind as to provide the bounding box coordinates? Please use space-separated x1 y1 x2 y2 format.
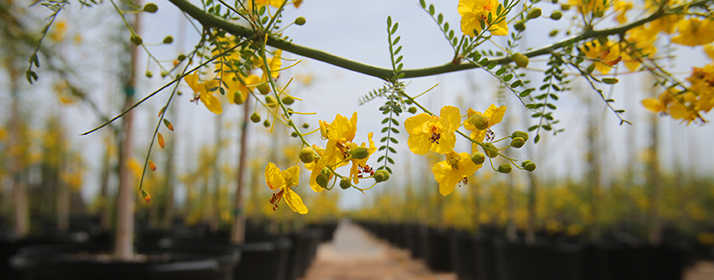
641 98 664 113
405 113 430 135
484 104 506 127
434 133 456 154
283 165 300 187
284 187 308 214
705 44 714 60
407 134 431 155
200 93 223 114
265 162 285 190
440 106 461 132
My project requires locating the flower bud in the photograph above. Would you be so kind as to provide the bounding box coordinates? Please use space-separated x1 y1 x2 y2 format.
316 173 329 188
497 164 512 173
511 53 529 68
263 120 271 128
374 170 390 183
339 179 351 189
162 35 174 44
177 54 187 61
483 143 499 158
549 30 559 37
233 92 245 104
560 4 571 10
510 137 525 148
527 8 541 20
145 71 153 78
282 96 295 105
471 152 485 165
468 114 489 130
291 132 298 138
257 83 271 95
130 35 143 45
602 78 618 84
550 11 562 20
512 131 529 141
299 147 315 163
521 160 536 172
408 106 417 114
250 112 261 123
350 147 370 159
265 95 277 108
302 123 310 129
514 21 526 32
294 17 306 26
143 3 158 13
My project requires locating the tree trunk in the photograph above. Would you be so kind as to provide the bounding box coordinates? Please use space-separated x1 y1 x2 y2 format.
99 140 113 231
9 66 29 238
647 113 661 244
114 3 141 260
231 98 251 244
587 98 601 241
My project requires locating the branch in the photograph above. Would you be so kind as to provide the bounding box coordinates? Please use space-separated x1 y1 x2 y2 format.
168 0 684 81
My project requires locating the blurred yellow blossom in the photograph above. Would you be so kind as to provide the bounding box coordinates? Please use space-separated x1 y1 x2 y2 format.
266 162 308 214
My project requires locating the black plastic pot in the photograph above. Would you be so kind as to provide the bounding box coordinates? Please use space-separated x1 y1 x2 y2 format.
1 235 78 280
236 237 291 280
449 230 475 280
284 228 322 280
424 227 453 272
583 243 686 280
495 240 583 280
11 242 240 280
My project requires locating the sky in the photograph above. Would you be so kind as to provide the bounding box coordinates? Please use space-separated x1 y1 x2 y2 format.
2 0 713 210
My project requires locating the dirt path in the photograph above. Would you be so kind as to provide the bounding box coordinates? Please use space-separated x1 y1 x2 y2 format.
302 221 456 280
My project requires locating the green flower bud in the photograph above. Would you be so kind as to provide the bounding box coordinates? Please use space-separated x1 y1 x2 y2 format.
250 112 261 123
560 4 571 10
549 30 559 37
299 147 315 163
468 114 489 130
263 120 271 128
233 92 245 104
162 35 174 44
291 132 298 138
374 170 390 183
350 147 370 159
514 21 526 32
294 17 306 26
511 53 529 68
471 152 486 165
339 179 351 189
527 8 542 20
160 71 168 78
265 95 277 108
302 123 310 129
512 130 529 141
521 160 536 172
510 137 525 148
145 71 153 78
483 143 499 158
282 96 295 105
143 3 158 13
257 83 271 95
497 164 512 173
550 11 563 20
408 106 417 114
316 173 329 188
130 35 143 45
602 78 618 84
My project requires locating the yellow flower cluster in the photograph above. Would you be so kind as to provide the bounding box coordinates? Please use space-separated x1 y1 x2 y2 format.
458 0 508 36
405 105 506 196
642 64 714 123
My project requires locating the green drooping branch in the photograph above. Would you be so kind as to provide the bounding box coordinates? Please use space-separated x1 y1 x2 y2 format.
169 0 685 81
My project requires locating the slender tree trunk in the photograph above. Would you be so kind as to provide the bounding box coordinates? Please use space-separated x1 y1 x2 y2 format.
210 114 222 232
99 141 112 231
231 98 251 244
587 99 601 241
114 3 141 260
9 67 29 238
647 114 661 244
57 164 70 232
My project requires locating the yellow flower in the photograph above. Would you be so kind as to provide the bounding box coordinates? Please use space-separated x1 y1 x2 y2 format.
458 0 508 36
224 74 261 104
265 162 308 214
432 152 481 196
247 0 283 8
405 106 460 155
619 26 657 71
464 104 506 150
568 0 610 16
50 20 67 42
705 44 714 60
613 0 632 24
581 40 621 74
263 49 283 80
672 18 714 47
348 133 376 184
185 73 222 114
306 145 334 192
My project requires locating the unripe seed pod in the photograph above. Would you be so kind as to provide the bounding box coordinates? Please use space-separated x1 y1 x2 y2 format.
514 21 526 32
511 53 529 68
510 137 525 148
408 106 417 114
143 3 158 13
294 17 306 26
339 179 351 189
512 131 529 141
471 152 486 165
374 170 390 183
468 114 489 130
163 36 174 44
250 112 261 123
497 164 512 173
350 147 370 159
257 84 271 95
282 96 295 105
299 147 315 163
522 160 537 172
527 8 542 20
550 11 563 20
483 143 499 158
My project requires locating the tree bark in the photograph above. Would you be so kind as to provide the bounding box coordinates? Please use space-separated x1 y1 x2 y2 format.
99 141 112 231
647 113 661 244
231 98 251 244
9 66 29 238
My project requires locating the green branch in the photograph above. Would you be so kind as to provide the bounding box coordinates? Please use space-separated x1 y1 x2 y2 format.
171 0 680 81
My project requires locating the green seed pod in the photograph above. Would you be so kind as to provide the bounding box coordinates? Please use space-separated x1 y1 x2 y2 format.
294 17 306 26
408 106 417 114
145 71 153 78
250 112 261 123
263 120 271 128
511 53 529 68
483 143 499 158
522 160 537 172
550 11 563 20
162 36 174 44
233 92 245 105
512 130 529 141
514 21 526 32
468 114 489 130
374 170 390 183
350 147 370 159
497 164 512 173
602 78 618 84
527 8 542 20
339 179 351 189
143 3 158 13
282 96 295 105
130 35 143 45
257 83 271 95
510 137 525 148
299 147 315 163
471 152 486 165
